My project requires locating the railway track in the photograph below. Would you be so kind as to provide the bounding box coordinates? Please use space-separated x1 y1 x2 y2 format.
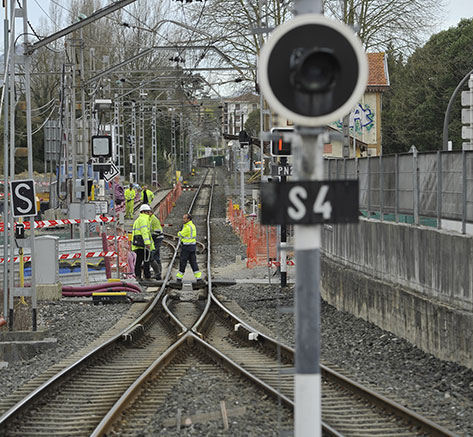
0 168 457 436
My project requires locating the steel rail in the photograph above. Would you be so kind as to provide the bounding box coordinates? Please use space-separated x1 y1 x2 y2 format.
90 330 293 437
0 172 210 429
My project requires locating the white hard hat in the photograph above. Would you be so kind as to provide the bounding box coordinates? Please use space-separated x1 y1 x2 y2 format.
139 204 152 212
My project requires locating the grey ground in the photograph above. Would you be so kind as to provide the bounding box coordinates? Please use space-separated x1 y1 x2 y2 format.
0 166 471 436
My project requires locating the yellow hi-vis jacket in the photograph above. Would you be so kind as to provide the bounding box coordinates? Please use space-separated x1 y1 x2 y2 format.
178 220 196 245
150 214 163 233
132 213 154 251
125 188 136 202
140 189 154 204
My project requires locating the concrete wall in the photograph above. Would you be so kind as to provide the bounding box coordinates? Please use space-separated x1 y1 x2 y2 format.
321 218 473 369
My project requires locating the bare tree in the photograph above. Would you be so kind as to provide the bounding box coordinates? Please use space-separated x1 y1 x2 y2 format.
185 0 293 84
323 0 446 53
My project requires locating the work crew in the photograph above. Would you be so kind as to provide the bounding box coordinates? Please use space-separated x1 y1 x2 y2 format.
141 185 154 205
124 183 136 219
176 213 202 283
132 204 154 280
150 213 164 280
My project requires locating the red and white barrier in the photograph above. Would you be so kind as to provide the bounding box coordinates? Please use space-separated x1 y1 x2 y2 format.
0 250 118 264
59 251 117 260
268 260 295 267
0 216 114 232
106 235 129 241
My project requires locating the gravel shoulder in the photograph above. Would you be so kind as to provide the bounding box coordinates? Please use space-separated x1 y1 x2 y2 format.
211 167 473 437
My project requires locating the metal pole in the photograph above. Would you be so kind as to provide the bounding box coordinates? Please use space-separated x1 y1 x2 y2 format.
151 105 158 186
139 98 145 182
442 69 473 150
23 0 38 330
171 111 176 183
395 154 399 223
293 0 324 437
462 150 467 234
8 0 16 330
3 8 10 321
240 147 245 213
258 0 265 183
413 148 419 225
179 112 184 174
437 151 442 229
79 29 88 286
291 2 323 434
280 156 288 287
294 128 323 437
380 155 384 220
367 155 371 214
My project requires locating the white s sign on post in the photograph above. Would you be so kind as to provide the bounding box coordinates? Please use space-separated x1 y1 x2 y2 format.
10 179 37 218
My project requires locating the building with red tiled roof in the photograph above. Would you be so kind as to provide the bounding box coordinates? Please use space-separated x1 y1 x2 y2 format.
367 52 390 90
221 52 390 171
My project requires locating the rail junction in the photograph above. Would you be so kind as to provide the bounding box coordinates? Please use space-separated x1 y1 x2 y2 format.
0 169 462 436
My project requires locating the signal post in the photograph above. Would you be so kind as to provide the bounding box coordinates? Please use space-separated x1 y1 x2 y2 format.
258 10 368 437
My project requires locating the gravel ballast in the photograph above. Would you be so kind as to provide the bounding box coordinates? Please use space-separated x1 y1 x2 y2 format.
0 167 471 436
211 168 473 436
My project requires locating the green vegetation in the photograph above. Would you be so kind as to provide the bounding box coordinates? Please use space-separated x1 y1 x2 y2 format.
382 19 473 153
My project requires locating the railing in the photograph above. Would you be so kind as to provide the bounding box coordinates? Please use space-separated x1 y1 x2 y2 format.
325 150 473 233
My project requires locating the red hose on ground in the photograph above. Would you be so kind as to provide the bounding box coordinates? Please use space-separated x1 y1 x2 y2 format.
62 287 140 297
62 281 140 292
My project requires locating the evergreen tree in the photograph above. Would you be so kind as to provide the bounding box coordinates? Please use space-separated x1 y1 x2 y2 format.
382 19 473 153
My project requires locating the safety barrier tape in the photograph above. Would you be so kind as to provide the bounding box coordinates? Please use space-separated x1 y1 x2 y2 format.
111 262 130 268
0 256 31 264
0 216 114 231
59 251 117 260
268 260 295 267
106 235 129 241
0 251 117 264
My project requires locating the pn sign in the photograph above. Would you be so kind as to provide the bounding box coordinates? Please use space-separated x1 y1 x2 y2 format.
10 179 37 218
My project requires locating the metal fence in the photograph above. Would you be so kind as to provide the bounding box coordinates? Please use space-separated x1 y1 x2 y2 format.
325 150 473 233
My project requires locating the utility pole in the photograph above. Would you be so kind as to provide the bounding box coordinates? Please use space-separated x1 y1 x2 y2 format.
179 112 185 175
78 29 88 286
6 0 39 330
138 94 145 183
8 0 15 329
171 111 177 183
3 3 10 324
151 105 158 187
131 101 137 183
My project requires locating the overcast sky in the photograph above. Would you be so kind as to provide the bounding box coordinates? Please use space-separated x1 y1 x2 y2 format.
0 0 472 52
17 0 473 35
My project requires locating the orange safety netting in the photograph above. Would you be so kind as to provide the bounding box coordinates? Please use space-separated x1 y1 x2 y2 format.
227 199 277 268
156 183 182 224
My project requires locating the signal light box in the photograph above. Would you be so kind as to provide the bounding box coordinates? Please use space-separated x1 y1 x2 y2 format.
270 127 293 156
258 14 368 127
